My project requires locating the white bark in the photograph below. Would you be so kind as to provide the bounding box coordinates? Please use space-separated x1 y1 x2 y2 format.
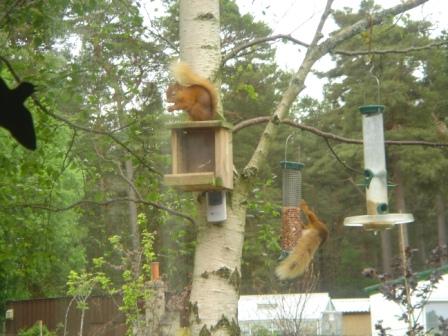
179 0 220 78
190 185 247 335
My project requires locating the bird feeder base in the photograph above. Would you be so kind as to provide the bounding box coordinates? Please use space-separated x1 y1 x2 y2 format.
343 213 414 231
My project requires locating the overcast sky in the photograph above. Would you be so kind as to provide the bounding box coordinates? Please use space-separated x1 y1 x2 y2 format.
234 0 447 99
143 0 446 100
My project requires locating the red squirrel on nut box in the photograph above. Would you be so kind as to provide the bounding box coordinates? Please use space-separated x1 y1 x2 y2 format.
166 62 218 121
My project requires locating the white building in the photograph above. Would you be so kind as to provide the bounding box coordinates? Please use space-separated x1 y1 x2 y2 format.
237 272 448 336
238 293 341 335
369 273 448 335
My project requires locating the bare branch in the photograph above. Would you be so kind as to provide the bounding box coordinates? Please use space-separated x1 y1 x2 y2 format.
232 116 271 132
5 198 196 225
234 116 448 148
334 41 448 56
0 55 162 176
223 31 446 65
309 0 334 49
222 34 309 64
319 0 430 55
324 137 362 174
147 28 179 53
140 3 179 53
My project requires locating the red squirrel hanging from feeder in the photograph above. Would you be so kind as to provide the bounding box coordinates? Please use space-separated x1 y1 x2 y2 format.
276 200 329 280
166 62 218 121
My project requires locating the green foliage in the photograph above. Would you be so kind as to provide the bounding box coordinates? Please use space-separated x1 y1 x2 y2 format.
67 228 156 335
67 268 114 306
114 229 156 334
0 0 181 323
18 322 56 336
242 176 282 293
0 107 86 302
250 325 280 336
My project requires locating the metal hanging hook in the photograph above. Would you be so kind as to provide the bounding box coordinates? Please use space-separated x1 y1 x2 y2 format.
284 134 301 162
367 63 381 104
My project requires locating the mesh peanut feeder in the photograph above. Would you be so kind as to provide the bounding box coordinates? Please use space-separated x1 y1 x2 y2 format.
279 135 304 255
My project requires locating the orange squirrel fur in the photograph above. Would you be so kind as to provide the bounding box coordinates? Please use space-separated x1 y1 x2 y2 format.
276 200 329 280
166 62 218 121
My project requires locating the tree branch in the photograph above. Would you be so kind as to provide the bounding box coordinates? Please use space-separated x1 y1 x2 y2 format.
223 29 446 65
310 0 334 49
234 116 448 148
333 41 448 56
318 0 430 55
222 34 309 65
0 55 162 176
5 198 196 225
324 137 362 174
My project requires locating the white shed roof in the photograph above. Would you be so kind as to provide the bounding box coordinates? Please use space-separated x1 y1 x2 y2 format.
238 293 334 322
332 298 370 313
369 273 448 336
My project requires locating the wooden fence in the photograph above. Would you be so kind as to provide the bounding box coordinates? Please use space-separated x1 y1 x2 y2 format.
5 296 126 336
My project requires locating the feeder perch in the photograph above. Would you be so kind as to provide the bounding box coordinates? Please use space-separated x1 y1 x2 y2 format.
343 105 414 230
163 120 233 191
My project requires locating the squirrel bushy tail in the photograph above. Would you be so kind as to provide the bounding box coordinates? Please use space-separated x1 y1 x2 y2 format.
275 201 328 280
169 62 218 115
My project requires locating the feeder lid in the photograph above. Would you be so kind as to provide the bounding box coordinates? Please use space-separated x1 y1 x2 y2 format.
344 213 414 231
359 105 385 115
280 160 304 170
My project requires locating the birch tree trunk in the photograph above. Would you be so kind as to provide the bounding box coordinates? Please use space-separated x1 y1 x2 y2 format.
177 1 431 335
179 0 220 77
177 1 245 334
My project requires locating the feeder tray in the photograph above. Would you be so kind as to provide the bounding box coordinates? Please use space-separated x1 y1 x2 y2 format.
344 213 414 231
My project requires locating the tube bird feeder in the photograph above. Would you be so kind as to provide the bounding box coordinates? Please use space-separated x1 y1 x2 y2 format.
279 135 305 255
344 105 414 230
280 160 304 254
360 105 388 215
